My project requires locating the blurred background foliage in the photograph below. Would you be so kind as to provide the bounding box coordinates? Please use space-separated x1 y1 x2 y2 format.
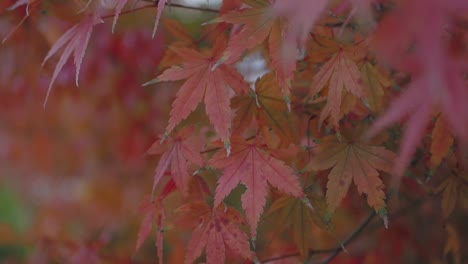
0 0 216 262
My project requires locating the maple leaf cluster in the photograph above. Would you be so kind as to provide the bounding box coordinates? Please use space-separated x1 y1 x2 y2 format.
1 0 468 263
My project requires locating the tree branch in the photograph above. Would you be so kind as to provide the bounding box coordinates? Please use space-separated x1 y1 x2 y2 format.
101 4 156 20
314 212 376 264
140 0 219 13
101 0 219 21
258 212 376 264
260 195 428 264
261 249 334 263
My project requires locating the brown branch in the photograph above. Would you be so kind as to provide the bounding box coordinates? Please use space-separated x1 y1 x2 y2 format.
101 0 219 21
316 196 429 264
315 212 376 264
260 195 428 264
367 197 427 232
259 212 376 264
200 146 222 154
101 4 156 20
140 0 219 13
261 249 334 263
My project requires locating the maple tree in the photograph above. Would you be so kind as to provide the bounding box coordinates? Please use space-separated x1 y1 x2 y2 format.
0 0 468 263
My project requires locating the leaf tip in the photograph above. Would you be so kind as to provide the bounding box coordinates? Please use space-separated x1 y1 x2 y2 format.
142 77 159 86
336 131 343 143
192 168 202 176
43 82 54 108
284 95 291 112
224 140 231 157
377 208 388 229
301 197 314 210
250 236 257 250
211 57 226 71
111 21 117 34
152 19 161 39
253 255 260 264
202 17 220 26
160 132 169 144
325 211 333 226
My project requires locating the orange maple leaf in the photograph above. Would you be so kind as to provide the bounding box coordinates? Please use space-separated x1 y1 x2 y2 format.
264 191 327 258
144 38 249 152
444 224 462 264
231 72 299 148
434 167 468 218
147 126 204 195
306 132 395 219
209 136 304 237
360 61 392 113
176 202 255 264
430 114 454 168
309 37 366 128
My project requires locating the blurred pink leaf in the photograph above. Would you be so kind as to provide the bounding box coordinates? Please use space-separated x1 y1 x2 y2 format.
41 13 103 106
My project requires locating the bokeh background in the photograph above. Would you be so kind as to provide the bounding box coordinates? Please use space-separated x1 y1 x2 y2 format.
0 0 222 262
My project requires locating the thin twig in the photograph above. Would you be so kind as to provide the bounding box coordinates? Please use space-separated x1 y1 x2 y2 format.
101 0 219 21
261 249 334 263
101 4 156 20
200 146 222 154
140 0 219 13
315 212 376 264
259 212 376 263
262 195 427 263
367 197 427 232
306 114 317 162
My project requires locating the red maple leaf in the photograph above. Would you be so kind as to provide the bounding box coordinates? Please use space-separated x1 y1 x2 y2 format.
136 180 176 263
41 12 103 105
143 37 249 153
209 136 304 237
176 201 255 264
147 126 204 195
